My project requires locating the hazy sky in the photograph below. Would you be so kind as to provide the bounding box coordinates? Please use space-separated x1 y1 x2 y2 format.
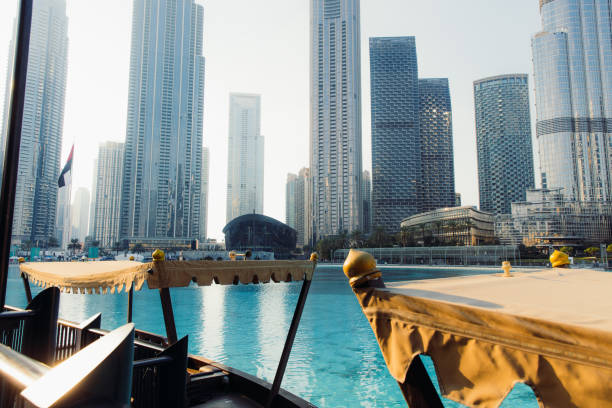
1 0 543 241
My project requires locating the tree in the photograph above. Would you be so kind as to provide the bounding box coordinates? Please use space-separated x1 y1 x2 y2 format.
67 238 81 255
607 243 612 253
348 230 365 248
584 247 599 256
368 226 392 248
132 243 145 254
560 246 573 255
20 240 33 252
91 240 100 248
112 241 122 255
47 236 59 248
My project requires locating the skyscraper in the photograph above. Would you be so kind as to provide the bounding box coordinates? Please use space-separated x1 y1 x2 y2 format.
419 78 455 212
310 0 362 238
92 142 124 248
71 187 90 242
474 74 535 214
532 0 612 201
361 170 371 234
226 93 264 223
1 0 68 246
370 37 420 233
120 0 204 241
200 146 209 241
286 173 298 229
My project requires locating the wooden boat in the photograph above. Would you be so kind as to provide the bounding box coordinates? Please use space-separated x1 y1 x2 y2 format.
342 249 612 407
1 253 318 407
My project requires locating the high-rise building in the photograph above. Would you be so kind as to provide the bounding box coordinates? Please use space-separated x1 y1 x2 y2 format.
370 37 420 233
455 193 462 207
361 170 371 234
200 146 209 241
120 0 204 241
226 93 264 223
286 173 298 229
532 0 612 201
296 167 312 248
1 0 68 246
310 0 362 238
92 142 124 249
419 78 455 212
474 74 535 214
71 187 90 242
55 184 70 248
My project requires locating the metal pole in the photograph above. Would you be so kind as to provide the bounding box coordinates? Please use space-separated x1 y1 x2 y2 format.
266 276 313 408
127 283 134 323
0 0 33 308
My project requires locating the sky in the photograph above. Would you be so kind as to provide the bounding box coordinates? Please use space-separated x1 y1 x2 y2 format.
0 0 543 241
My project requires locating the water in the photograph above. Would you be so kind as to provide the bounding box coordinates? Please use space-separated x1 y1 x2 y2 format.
5 264 538 407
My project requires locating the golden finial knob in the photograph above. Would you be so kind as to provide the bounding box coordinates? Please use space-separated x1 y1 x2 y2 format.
152 249 165 262
228 251 237 261
129 255 135 261
310 252 319 262
501 261 512 277
343 249 381 288
18 257 25 263
550 250 570 268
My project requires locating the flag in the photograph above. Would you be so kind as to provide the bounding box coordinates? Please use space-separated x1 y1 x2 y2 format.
58 145 73 188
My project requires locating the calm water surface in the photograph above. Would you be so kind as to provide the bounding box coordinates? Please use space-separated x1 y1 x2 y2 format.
6 264 537 407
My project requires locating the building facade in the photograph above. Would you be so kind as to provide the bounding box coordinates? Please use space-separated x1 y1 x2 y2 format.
496 188 612 247
1 0 68 246
223 214 297 259
474 74 535 214
200 146 209 241
361 170 371 234
286 173 298 229
532 0 612 201
419 78 455 212
71 187 90 242
120 0 204 241
92 142 124 249
226 93 264 223
401 206 496 247
296 167 312 248
370 36 420 234
310 0 363 238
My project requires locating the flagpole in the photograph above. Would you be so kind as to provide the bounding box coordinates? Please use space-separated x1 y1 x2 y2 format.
0 0 33 308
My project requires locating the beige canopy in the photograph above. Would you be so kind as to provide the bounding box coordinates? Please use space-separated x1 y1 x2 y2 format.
350 268 612 407
20 260 315 294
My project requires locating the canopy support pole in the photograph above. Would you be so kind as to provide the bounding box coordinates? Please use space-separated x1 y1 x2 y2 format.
127 283 133 323
21 272 32 304
159 288 177 344
0 0 33 309
398 355 443 408
265 274 313 408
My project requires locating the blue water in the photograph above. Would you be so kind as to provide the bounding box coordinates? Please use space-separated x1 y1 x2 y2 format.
5 265 538 407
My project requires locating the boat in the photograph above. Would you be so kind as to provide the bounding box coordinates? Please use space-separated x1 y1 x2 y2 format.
342 248 612 407
1 252 318 407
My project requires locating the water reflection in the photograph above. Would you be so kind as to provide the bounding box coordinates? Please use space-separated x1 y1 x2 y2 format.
255 283 289 382
199 284 227 361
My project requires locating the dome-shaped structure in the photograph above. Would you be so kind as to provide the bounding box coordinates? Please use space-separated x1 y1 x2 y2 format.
223 214 297 259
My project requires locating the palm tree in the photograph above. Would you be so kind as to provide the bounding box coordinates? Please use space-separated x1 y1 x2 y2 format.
68 238 81 255
132 243 145 254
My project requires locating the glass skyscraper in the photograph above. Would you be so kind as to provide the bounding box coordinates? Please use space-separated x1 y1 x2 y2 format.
474 74 535 214
370 37 420 233
92 142 124 249
226 93 264 223
1 0 68 246
200 146 209 241
120 0 204 240
310 0 363 239
419 78 455 213
370 37 455 233
532 0 612 201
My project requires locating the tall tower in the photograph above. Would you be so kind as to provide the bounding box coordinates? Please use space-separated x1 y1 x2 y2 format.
71 187 90 242
92 142 124 248
310 0 362 239
370 37 419 234
532 0 612 201
286 173 298 229
361 170 371 234
1 0 68 246
120 0 204 240
419 78 455 212
226 93 264 223
200 146 209 241
474 74 535 214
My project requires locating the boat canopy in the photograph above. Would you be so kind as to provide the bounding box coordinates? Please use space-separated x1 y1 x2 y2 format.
344 251 612 407
20 259 315 294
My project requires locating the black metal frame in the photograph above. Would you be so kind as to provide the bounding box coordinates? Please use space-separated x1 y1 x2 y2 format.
0 0 33 309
